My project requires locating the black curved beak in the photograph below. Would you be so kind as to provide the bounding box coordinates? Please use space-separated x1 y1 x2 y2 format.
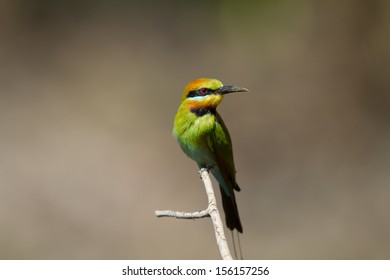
216 85 249 95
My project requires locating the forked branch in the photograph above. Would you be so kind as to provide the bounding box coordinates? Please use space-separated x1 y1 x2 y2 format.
155 168 233 260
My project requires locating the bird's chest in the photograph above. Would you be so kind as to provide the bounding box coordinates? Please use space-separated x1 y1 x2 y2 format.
178 114 218 160
185 114 217 141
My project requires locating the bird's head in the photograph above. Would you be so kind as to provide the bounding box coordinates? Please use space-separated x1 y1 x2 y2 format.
181 78 249 109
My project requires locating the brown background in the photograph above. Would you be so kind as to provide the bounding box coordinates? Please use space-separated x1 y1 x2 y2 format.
0 0 389 259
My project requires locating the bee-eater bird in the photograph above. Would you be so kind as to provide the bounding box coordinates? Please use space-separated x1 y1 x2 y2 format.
173 78 248 233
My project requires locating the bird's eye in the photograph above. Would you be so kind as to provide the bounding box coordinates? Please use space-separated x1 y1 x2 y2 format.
199 88 208 95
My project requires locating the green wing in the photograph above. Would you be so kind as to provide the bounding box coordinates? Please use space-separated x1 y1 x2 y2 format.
210 112 243 233
210 112 240 194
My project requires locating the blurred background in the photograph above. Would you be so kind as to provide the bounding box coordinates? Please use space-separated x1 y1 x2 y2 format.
0 0 389 259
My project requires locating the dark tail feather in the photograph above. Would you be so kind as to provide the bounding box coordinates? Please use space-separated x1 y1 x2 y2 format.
220 186 243 233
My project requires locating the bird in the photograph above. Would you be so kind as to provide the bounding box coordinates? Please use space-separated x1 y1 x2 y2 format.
173 78 248 233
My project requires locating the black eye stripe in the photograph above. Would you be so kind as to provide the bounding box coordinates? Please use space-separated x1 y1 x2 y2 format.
187 88 216 98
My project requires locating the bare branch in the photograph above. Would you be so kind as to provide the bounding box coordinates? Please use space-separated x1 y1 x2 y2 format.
154 209 209 219
198 168 233 260
155 168 233 260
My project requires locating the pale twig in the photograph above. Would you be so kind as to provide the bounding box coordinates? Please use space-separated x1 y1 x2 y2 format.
154 209 209 219
155 168 233 260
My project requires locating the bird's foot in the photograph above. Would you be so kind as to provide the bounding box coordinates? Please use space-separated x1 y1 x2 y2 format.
199 166 213 177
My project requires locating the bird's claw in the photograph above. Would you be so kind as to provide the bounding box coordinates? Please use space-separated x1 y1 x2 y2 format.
199 166 213 177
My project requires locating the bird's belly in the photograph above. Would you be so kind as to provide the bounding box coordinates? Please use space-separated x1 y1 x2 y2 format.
179 139 217 169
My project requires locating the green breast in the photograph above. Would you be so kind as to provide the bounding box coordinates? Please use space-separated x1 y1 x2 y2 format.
173 107 232 167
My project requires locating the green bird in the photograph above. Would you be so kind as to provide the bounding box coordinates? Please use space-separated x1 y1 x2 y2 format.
173 78 248 233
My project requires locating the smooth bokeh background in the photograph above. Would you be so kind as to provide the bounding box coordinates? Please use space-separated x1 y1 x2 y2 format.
1 0 389 259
